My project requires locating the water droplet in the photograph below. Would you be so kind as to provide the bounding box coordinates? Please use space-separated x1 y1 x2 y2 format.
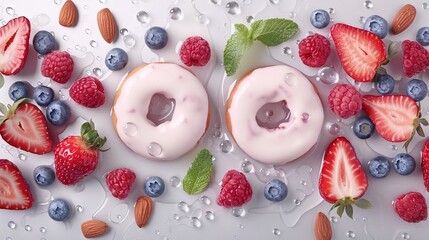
84 29 91 35
190 217 202 228
8 221 16 229
317 67 339 85
178 201 190 213
197 14 210 25
25 225 32 231
76 205 83 212
124 123 138 136
301 113 309 122
59 89 70 100
347 231 356 238
123 35 136 48
401 233 410 240
391 145 398 150
364 0 373 9
200 196 211 205
62 35 68 41
260 168 269 176
231 207 246 217
289 11 296 18
219 140 233 153
89 40 98 48
74 183 85 192
269 0 280 4
169 7 183 20
423 3 429 9
205 211 215 220
147 142 162 157
6 237 12 240
226 1 241 15
283 47 292 55
99 0 107 3
40 227 46 233
213 130 222 138
6 7 14 15
170 176 181 187
75 45 80 51
239 224 244 229
300 180 307 186
328 123 340 135
54 0 61 4
93 68 102 77
136 11 150 24
241 159 254 173
273 228 281 236
155 230 161 235
131 0 139 4
173 214 181 221
359 16 366 24
294 199 301 205
328 8 335 14
330 216 338 223
211 0 221 4
18 153 26 161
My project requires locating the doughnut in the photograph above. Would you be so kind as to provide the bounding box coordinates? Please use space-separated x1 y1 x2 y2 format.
226 65 324 165
112 63 210 161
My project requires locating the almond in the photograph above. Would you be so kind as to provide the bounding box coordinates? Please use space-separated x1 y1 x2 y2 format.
391 4 416 35
314 212 332 240
97 8 117 44
81 219 109 238
134 195 153 228
59 0 78 27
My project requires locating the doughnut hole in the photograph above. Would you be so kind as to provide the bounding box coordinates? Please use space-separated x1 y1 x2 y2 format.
146 93 176 126
255 100 290 129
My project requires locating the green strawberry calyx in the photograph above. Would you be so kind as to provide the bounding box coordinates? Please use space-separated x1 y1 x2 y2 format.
80 120 108 151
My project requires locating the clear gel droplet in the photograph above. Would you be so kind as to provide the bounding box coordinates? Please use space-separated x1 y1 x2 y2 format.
317 67 339 85
147 142 162 157
8 221 16 229
205 211 215 220
170 176 181 187
136 11 150 24
169 7 183 20
226 1 240 15
124 123 138 137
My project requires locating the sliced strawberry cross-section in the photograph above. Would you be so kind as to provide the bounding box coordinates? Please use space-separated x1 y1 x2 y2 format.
319 137 370 218
330 23 386 82
0 159 33 210
0 16 30 75
421 139 429 192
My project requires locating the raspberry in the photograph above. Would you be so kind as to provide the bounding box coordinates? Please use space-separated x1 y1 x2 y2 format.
217 170 252 208
69 76 105 108
394 192 427 223
180 36 211 67
41 51 74 84
328 84 362 118
298 33 330 67
402 40 429 78
105 168 136 200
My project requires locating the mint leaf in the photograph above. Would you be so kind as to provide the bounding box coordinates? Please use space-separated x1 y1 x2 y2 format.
251 18 298 46
0 73 4 89
183 149 214 195
224 24 253 76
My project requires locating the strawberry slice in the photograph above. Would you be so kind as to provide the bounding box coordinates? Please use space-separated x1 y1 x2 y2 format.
319 137 370 218
0 159 33 210
330 23 386 82
0 99 53 154
361 95 423 146
0 16 31 75
421 139 429 192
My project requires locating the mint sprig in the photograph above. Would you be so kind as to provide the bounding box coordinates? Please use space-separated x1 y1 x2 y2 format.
224 18 299 76
182 149 214 195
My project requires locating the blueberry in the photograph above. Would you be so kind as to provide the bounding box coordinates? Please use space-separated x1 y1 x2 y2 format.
363 15 388 39
264 179 288 202
375 74 395 95
8 81 30 101
33 30 56 55
393 153 416 175
46 100 71 126
416 27 429 46
33 85 54 106
145 27 168 50
368 156 390 178
144 176 165 197
48 199 70 221
407 79 428 102
33 165 55 186
310 9 330 29
353 116 375 139
105 48 128 71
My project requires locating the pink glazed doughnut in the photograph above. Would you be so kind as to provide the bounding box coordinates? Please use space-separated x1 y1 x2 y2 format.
112 63 210 161
226 65 324 165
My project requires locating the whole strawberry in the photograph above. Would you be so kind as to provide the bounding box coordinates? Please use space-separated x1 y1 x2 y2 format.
105 168 136 200
180 36 211 67
402 40 429 78
41 51 74 84
54 121 107 185
217 170 252 208
328 84 362 119
70 77 105 108
394 192 427 223
298 33 330 67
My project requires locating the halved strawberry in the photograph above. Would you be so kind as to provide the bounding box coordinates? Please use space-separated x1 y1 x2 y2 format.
319 137 370 218
421 139 429 192
362 95 425 149
0 16 31 75
0 99 53 154
0 159 33 210
330 23 386 82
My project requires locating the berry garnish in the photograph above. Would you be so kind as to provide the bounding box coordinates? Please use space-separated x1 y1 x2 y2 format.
144 176 165 198
402 40 429 78
48 199 70 221
353 116 375 139
421 139 429 192
70 76 105 108
33 165 56 186
375 74 395 95
105 48 128 71
363 15 388 39
394 192 427 223
328 84 362 119
310 9 330 29
105 168 136 200
33 30 56 55
264 179 288 202
217 170 252 208
368 156 390 178
180 36 211 67
407 79 428 102
33 85 55 106
41 51 74 84
393 153 416 175
46 100 71 126
8 81 30 101
145 26 168 50
416 27 429 46
298 33 330 67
